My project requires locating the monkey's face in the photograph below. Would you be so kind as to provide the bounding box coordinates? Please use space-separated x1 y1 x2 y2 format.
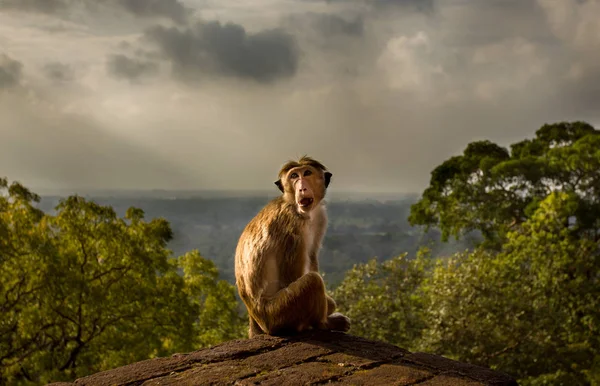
284 166 331 214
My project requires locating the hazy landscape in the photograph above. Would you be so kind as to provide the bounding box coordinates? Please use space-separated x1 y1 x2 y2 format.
35 192 474 286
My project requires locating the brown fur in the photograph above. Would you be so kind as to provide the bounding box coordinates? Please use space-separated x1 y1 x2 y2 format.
234 156 350 337
277 155 329 179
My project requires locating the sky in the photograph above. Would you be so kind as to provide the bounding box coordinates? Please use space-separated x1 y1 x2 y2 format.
1 0 599 194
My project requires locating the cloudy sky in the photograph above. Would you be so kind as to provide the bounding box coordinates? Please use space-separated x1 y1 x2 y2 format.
1 0 599 194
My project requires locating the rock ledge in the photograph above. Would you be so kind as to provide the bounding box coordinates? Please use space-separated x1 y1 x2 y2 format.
48 331 518 385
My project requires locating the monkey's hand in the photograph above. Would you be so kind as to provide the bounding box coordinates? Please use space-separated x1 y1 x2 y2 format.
326 312 350 333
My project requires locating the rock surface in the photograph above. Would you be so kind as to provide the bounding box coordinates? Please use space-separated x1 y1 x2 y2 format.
47 331 518 385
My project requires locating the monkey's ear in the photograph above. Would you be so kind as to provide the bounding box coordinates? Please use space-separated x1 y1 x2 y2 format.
324 172 332 188
274 180 284 193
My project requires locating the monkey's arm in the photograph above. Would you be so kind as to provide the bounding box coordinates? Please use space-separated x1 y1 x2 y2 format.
309 252 320 272
309 211 327 273
307 250 337 316
258 272 329 334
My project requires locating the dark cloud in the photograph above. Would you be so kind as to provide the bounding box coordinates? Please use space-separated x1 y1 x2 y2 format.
0 0 67 14
311 14 364 37
365 0 434 11
546 65 600 121
144 21 299 83
106 54 159 81
43 62 75 82
0 54 23 89
306 0 434 12
282 12 374 82
438 0 555 47
0 0 189 23
114 0 188 24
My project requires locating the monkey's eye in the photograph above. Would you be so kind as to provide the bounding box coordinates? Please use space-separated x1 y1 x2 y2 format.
290 172 299 179
304 170 312 177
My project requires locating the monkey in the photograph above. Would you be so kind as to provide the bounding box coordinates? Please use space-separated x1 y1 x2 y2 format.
234 156 350 338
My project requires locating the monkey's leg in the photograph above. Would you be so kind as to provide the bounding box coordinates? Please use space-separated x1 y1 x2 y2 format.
326 295 336 315
261 272 328 335
326 312 351 332
249 316 264 338
323 295 349 331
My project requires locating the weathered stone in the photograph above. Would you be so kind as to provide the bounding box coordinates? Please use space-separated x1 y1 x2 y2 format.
419 373 487 385
238 361 351 385
336 361 434 385
45 331 518 386
404 352 517 386
316 352 383 368
142 360 257 386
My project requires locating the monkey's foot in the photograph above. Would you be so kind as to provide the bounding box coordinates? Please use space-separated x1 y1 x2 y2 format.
296 322 314 333
326 312 350 332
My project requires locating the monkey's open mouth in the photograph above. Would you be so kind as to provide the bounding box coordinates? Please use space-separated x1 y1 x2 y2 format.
299 197 314 207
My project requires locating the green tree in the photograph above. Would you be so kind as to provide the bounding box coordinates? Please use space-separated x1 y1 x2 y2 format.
409 121 600 248
332 250 431 350
0 180 245 385
178 250 246 347
421 192 600 385
331 121 600 385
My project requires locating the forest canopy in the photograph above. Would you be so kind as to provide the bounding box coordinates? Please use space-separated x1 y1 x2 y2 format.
409 121 600 249
338 121 600 386
0 180 244 384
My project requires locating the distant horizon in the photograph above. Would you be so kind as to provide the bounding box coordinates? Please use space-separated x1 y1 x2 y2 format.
31 186 420 201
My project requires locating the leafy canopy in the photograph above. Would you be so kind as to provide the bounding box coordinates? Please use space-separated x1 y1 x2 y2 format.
335 191 600 385
0 179 245 385
409 121 600 248
332 249 431 350
336 121 600 386
421 192 600 386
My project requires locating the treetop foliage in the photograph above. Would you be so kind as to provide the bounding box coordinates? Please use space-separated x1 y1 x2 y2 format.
337 121 600 385
0 180 245 385
337 192 600 385
409 121 600 248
